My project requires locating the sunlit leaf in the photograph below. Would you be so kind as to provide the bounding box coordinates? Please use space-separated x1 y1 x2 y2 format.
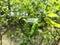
48 13 59 17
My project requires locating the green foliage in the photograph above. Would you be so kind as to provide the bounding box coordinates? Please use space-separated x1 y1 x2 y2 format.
0 0 60 45
44 17 60 28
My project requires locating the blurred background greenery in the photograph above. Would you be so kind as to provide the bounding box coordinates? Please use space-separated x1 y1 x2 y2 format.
0 0 60 45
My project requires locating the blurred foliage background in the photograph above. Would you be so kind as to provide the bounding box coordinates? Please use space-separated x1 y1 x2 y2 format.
0 0 60 45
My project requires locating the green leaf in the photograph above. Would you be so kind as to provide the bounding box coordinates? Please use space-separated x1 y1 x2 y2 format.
48 13 59 17
44 17 60 28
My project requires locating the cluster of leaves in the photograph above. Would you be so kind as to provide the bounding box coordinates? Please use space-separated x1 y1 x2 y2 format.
0 0 60 45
